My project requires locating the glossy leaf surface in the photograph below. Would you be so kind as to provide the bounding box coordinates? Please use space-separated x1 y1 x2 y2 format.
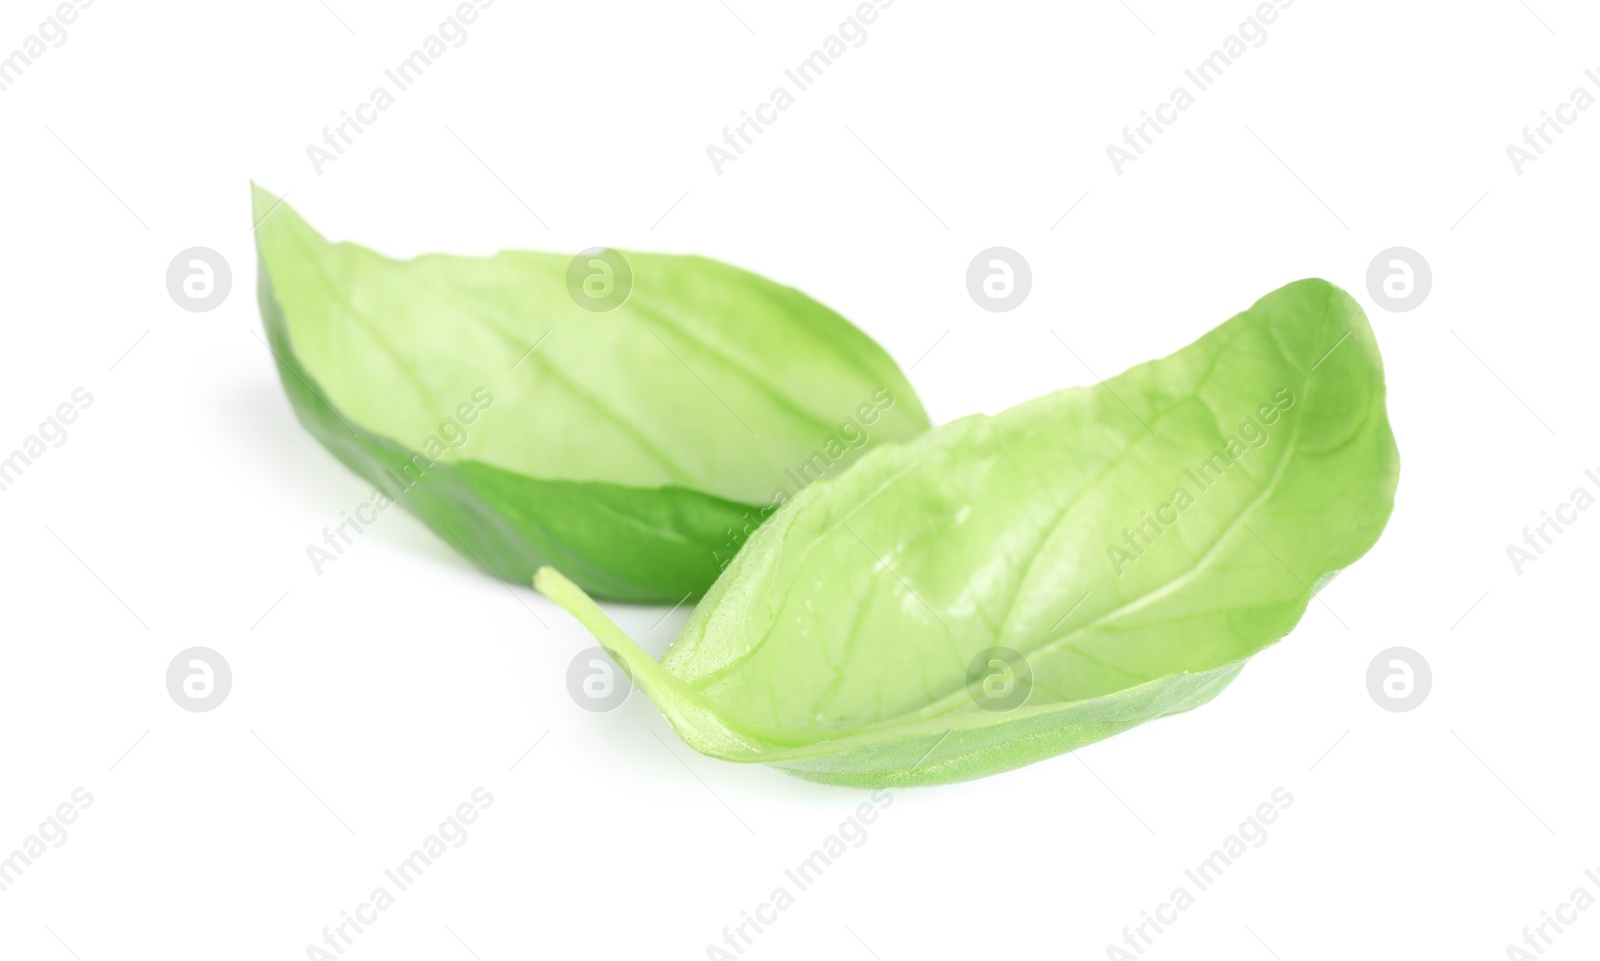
539 278 1400 785
253 187 929 601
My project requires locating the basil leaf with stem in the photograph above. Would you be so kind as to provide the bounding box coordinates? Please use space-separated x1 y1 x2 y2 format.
537 278 1400 786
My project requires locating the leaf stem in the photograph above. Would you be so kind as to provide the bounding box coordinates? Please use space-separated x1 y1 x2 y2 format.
534 566 750 753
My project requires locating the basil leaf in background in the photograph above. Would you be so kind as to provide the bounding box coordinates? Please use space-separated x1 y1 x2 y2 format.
252 186 930 602
537 278 1400 786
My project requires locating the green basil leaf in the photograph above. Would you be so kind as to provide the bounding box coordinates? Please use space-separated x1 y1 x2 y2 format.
537 278 1400 786
252 186 929 602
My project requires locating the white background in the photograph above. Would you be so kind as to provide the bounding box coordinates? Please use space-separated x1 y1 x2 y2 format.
1 0 1596 958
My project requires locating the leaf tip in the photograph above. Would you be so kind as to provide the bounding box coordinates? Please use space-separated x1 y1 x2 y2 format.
249 180 276 209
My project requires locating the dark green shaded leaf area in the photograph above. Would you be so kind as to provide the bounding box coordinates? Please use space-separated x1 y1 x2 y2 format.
253 186 928 601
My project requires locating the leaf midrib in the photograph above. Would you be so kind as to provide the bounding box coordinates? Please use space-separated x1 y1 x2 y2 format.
691 289 1334 743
